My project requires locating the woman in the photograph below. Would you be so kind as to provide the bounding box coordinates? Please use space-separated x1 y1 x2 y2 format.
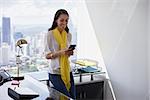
45 9 76 100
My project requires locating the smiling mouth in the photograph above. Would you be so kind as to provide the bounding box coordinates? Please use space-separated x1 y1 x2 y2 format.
61 25 66 28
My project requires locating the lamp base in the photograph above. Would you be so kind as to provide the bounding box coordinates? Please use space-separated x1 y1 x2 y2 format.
13 76 24 81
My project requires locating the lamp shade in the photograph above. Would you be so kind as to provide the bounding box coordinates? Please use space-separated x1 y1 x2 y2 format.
16 39 27 47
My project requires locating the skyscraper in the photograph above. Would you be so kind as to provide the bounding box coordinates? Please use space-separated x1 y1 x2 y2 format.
2 17 11 45
1 43 10 65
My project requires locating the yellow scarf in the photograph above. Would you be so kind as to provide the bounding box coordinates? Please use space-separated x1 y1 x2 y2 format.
52 28 71 91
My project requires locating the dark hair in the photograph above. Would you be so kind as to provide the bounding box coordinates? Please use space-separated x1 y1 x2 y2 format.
48 9 69 33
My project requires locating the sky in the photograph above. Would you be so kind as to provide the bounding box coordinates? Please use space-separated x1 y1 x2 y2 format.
0 0 77 26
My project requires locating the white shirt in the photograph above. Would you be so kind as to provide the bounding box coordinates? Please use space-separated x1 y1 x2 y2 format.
44 30 72 74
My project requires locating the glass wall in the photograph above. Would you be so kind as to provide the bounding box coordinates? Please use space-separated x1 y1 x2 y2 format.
0 0 77 74
0 0 105 75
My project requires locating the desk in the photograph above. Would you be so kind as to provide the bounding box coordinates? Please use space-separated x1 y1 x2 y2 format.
0 70 106 100
27 71 106 100
26 70 106 84
0 75 71 100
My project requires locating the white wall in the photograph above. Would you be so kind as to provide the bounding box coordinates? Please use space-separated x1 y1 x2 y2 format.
86 0 149 100
75 1 106 68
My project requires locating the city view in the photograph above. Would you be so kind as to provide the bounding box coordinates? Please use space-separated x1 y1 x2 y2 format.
0 0 103 76
0 0 77 75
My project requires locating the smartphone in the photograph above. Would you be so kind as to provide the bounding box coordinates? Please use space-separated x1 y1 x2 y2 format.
68 45 76 50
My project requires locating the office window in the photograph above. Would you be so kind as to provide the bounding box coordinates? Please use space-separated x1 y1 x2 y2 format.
0 0 105 75
0 0 77 74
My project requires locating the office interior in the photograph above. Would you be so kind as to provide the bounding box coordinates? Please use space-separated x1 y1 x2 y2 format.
0 0 150 100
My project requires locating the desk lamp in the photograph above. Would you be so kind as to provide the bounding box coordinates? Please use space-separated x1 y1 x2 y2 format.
13 39 28 81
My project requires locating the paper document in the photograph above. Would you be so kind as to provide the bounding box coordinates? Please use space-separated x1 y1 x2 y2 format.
75 59 97 66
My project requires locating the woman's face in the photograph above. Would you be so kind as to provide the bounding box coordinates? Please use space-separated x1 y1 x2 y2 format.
56 14 69 31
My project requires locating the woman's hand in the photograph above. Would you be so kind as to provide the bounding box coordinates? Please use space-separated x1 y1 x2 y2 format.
65 49 74 56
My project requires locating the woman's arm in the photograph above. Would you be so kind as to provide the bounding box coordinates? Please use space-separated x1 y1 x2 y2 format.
46 49 65 59
45 32 73 59
44 31 56 59
46 49 73 59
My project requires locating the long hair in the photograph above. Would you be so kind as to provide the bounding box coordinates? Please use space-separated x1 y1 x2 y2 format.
48 9 69 33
